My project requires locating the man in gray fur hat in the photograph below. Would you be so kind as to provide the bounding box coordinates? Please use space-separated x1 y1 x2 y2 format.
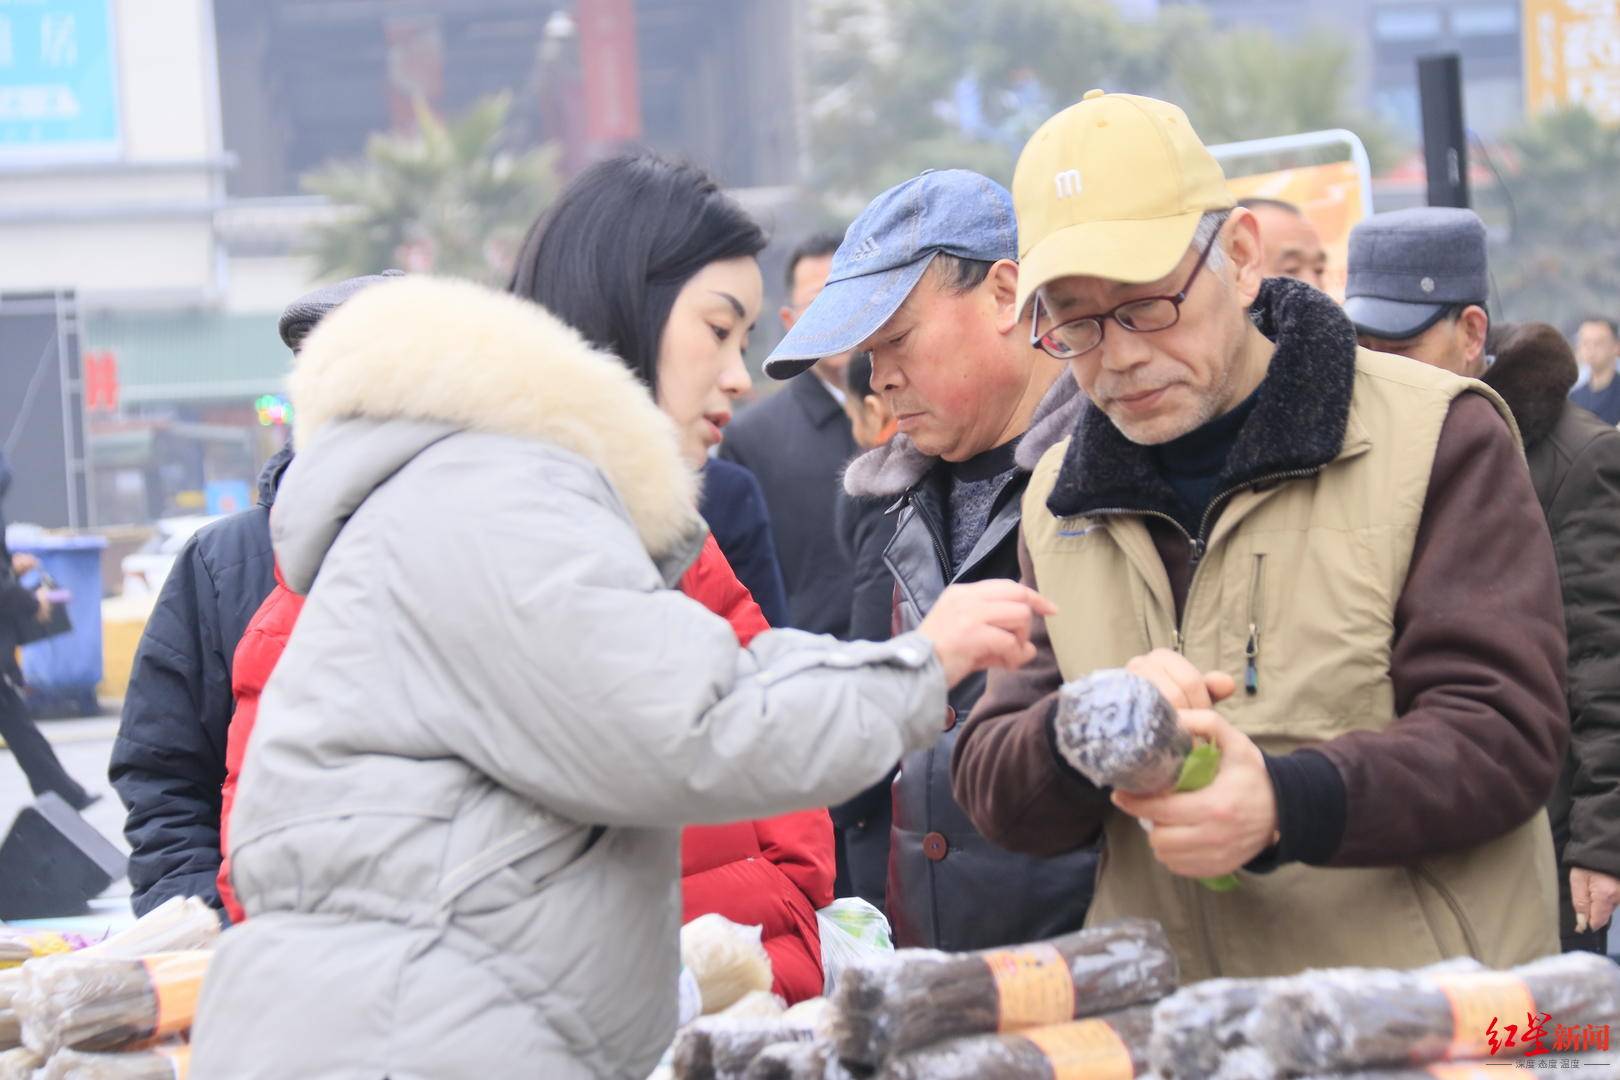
112 272 400 919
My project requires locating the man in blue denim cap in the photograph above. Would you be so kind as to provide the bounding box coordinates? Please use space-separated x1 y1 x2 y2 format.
766 169 1095 950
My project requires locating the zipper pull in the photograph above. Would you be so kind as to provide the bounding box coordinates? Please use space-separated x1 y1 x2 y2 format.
1189 536 1207 567
1173 628 1185 654
1244 625 1259 695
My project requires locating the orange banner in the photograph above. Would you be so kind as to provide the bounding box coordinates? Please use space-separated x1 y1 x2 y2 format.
1524 0 1620 122
1227 160 1367 302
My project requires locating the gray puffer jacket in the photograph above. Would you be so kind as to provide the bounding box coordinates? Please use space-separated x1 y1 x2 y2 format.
189 277 948 1080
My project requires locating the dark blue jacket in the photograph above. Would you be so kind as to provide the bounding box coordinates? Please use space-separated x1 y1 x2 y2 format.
718 375 859 637
109 445 292 917
700 458 790 629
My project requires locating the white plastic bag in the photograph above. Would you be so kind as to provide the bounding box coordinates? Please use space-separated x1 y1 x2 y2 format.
815 898 893 995
677 967 704 1028
680 914 772 1015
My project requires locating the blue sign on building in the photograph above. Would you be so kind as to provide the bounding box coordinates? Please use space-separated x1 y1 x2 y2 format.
0 0 120 162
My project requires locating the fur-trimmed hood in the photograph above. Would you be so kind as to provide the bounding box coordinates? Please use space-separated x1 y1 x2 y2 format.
275 276 703 587
1481 322 1580 449
842 371 1084 499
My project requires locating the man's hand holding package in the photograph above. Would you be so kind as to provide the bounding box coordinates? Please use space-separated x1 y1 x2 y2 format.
1110 649 1280 879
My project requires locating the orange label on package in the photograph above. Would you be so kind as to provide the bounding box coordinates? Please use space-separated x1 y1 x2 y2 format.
983 944 1076 1030
142 951 211 1038
1429 972 1537 1059
1022 1019 1136 1080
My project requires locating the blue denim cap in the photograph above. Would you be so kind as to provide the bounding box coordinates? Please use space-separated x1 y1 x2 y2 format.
763 169 1017 380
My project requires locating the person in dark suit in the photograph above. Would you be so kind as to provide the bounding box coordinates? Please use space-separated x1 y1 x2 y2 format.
719 233 860 637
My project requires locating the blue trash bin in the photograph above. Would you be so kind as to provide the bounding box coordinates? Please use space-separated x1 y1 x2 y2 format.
12 534 107 716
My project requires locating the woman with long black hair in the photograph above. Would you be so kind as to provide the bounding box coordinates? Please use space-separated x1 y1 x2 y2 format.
513 154 825 1006
192 153 1049 1078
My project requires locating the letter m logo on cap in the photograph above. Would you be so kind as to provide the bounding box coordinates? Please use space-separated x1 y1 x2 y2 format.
1053 169 1083 199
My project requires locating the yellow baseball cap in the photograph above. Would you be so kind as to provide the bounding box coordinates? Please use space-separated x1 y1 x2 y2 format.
1012 89 1235 315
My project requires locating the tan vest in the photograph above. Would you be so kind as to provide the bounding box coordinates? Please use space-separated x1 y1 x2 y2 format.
1023 348 1558 981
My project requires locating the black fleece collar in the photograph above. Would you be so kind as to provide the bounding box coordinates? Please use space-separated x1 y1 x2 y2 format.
1048 278 1359 522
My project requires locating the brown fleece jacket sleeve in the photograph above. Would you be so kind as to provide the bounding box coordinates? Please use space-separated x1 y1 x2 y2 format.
1316 393 1569 866
951 532 1113 856
1555 428 1620 879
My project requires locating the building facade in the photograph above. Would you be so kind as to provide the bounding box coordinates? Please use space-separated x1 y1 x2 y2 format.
1 0 801 525
1177 0 1530 140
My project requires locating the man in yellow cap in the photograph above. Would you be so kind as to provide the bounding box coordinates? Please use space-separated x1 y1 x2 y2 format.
953 89 1569 980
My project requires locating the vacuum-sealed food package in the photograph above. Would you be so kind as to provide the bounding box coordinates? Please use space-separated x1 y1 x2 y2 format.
829 918 1176 1069
881 1005 1154 1080
17 951 210 1057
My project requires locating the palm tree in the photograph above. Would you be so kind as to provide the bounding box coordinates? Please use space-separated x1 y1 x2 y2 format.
303 93 561 286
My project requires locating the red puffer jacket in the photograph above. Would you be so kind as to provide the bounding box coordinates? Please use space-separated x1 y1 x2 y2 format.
677 536 835 1004
217 567 303 924
218 535 833 1001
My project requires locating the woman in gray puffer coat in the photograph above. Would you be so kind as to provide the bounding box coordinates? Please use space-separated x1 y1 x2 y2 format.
190 157 1049 1080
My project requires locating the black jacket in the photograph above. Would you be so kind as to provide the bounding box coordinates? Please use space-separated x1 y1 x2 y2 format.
836 377 1098 950
110 445 293 917
828 486 900 909
835 488 898 646
1484 327 1620 894
700 458 790 628
719 374 859 637
0 580 39 683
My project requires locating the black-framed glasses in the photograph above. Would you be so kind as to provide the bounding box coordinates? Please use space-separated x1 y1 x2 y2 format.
1029 226 1222 360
